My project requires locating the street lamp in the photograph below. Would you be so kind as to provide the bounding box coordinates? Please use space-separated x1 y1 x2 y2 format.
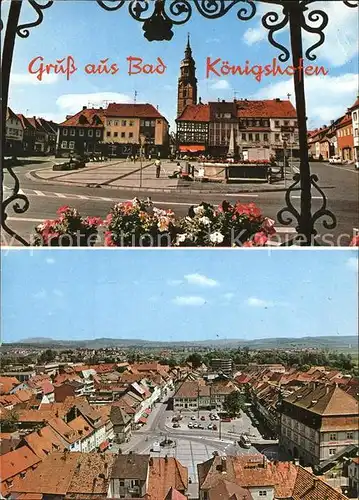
139 134 146 189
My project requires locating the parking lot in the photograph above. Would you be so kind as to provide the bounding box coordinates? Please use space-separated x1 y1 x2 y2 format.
166 409 263 441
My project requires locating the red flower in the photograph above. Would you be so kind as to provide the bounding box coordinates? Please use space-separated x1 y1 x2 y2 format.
253 232 268 246
242 241 254 247
262 217 276 235
84 216 102 227
349 235 359 247
57 205 70 215
104 231 116 247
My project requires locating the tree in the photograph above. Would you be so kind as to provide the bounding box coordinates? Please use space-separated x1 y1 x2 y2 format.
0 409 19 432
38 349 56 363
222 391 246 418
186 353 203 369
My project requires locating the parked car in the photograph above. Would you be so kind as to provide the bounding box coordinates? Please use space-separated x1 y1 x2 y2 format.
253 419 260 427
188 422 193 429
221 417 231 422
193 422 199 428
212 424 218 431
191 416 196 420
200 416 205 421
173 422 180 428
197 424 204 430
151 441 161 452
207 423 213 430
329 156 343 164
239 434 251 449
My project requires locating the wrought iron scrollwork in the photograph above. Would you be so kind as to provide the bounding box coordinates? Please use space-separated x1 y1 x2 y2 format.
310 174 337 234
277 173 337 245
2 168 30 246
16 0 53 38
300 3 329 61
193 0 256 20
277 173 301 233
262 7 290 62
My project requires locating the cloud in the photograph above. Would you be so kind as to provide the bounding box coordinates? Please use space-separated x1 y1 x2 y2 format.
167 279 183 286
251 73 358 128
223 292 234 301
172 296 206 306
184 273 218 287
33 289 47 300
56 92 132 114
46 257 55 265
206 38 221 44
246 297 274 308
10 73 59 85
209 79 231 91
346 257 358 272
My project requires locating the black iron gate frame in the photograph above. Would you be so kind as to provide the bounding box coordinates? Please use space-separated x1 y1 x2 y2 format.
1 0 358 247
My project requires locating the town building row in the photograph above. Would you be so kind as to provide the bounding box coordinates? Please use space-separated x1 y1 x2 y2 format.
308 97 359 165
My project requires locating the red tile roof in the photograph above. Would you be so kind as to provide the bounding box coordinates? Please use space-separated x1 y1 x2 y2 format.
236 99 297 118
349 96 359 111
177 103 210 122
59 108 105 128
106 103 165 119
0 446 41 494
0 377 20 394
147 457 188 499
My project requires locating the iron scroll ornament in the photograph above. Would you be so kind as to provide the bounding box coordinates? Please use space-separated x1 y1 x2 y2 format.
1 0 359 246
277 173 337 246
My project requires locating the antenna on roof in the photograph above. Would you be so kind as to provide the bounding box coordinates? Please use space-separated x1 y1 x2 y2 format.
134 90 138 104
287 93 292 100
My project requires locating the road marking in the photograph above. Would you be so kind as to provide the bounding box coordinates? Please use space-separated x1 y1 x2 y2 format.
77 195 90 200
323 163 358 173
292 196 323 200
224 193 259 198
7 217 45 223
55 193 67 198
33 190 46 196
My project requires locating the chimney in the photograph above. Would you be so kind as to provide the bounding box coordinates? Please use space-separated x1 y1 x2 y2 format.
263 455 268 469
149 457 153 466
82 106 87 110
294 458 300 466
199 97 202 105
165 455 168 463
221 456 227 473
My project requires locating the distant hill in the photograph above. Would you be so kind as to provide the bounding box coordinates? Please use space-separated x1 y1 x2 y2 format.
2 335 357 351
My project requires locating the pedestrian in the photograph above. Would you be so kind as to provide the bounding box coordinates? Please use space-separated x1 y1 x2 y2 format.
130 155 134 163
155 158 161 178
148 153 152 161
134 155 138 163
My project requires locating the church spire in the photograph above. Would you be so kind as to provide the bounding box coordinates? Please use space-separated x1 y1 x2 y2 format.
177 36 197 116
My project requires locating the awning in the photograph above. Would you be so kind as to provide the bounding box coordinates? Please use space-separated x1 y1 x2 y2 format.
145 408 151 415
99 440 109 451
179 145 205 153
139 416 147 424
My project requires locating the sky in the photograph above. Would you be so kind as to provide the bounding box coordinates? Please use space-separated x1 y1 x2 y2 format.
1 249 358 343
4 1 359 131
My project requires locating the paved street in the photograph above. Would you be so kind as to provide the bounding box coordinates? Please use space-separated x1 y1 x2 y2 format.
106 399 280 498
2 159 358 246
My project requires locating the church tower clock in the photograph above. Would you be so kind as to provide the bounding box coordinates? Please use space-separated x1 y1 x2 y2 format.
177 35 198 117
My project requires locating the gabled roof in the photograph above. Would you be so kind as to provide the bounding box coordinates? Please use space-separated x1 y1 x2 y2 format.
106 102 165 119
349 96 359 112
111 453 150 480
110 405 132 426
236 98 296 118
284 383 359 416
59 108 105 128
147 457 188 500
0 376 20 394
17 114 36 130
23 426 64 459
0 446 41 484
176 103 210 122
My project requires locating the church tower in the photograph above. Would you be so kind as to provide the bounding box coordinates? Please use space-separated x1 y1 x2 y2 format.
177 35 198 117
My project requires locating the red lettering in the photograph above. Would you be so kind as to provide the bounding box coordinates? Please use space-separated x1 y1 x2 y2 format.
206 57 221 78
28 56 44 81
127 56 143 75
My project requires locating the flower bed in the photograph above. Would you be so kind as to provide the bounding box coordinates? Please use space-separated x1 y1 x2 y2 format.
33 199 276 247
33 206 102 246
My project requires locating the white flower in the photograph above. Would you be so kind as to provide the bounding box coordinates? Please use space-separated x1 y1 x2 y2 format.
132 197 141 207
177 233 187 243
36 223 46 231
199 216 211 226
209 231 224 244
193 206 205 215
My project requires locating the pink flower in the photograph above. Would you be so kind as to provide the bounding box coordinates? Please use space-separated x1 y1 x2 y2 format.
57 205 70 215
104 231 116 247
242 241 254 247
349 235 359 247
262 217 276 235
253 232 268 246
84 216 102 227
